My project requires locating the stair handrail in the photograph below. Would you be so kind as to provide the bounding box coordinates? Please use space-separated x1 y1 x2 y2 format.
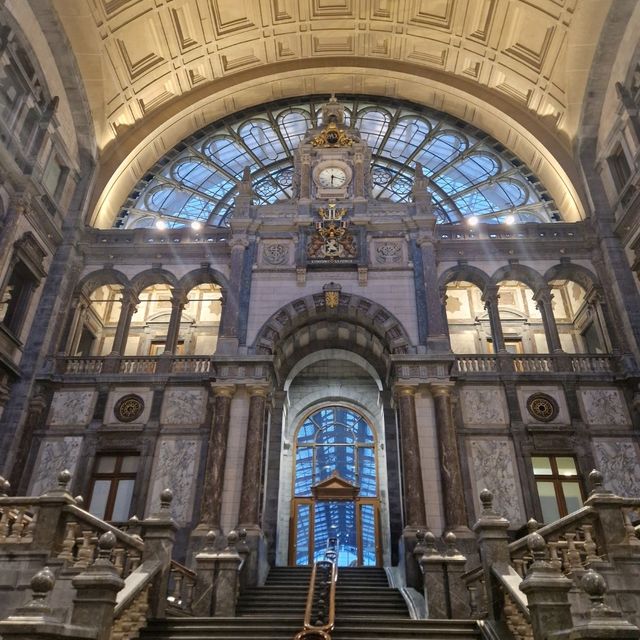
294 540 338 640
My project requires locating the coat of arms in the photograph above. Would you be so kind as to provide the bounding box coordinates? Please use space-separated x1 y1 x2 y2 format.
307 204 357 261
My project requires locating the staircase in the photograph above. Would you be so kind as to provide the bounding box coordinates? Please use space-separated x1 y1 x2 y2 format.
142 566 481 640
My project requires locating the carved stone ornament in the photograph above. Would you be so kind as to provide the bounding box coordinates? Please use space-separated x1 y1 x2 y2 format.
526 393 559 422
114 394 145 423
262 242 289 266
375 241 402 264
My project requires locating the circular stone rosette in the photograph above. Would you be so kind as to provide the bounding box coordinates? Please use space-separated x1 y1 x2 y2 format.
526 393 559 423
114 394 145 423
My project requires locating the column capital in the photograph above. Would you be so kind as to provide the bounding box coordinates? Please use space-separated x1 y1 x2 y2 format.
119 289 139 307
229 236 249 250
393 384 418 398
246 384 270 398
481 285 499 304
532 285 553 304
430 383 454 398
170 289 189 307
211 384 236 398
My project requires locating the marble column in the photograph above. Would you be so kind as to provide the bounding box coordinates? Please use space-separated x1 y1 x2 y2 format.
481 286 506 353
533 287 563 353
110 290 138 355
418 237 450 353
163 292 187 354
238 386 269 528
586 286 622 353
64 295 89 354
431 384 468 531
394 385 427 529
199 385 235 530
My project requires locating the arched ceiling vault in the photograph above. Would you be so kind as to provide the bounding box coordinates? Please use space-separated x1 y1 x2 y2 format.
52 0 612 227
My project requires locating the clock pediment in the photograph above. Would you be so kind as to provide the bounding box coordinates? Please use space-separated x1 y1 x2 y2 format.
312 472 360 500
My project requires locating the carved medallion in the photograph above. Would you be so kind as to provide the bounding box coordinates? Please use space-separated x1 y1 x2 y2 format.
263 242 289 266
114 394 145 423
526 393 559 423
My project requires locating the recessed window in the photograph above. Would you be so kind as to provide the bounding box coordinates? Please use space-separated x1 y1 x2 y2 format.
607 144 631 191
87 454 139 521
0 261 38 337
43 155 66 197
532 455 583 523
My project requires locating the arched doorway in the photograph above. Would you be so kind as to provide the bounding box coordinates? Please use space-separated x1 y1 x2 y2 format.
289 405 381 567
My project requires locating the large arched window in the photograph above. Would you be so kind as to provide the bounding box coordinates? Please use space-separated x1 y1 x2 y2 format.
292 405 379 567
117 96 559 229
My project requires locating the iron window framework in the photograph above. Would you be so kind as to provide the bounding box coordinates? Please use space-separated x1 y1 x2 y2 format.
531 455 584 523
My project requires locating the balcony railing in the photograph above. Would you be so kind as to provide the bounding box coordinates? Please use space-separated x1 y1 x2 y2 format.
453 353 617 376
58 355 213 375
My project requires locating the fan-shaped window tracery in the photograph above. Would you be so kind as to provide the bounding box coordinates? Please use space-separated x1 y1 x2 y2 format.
117 96 559 228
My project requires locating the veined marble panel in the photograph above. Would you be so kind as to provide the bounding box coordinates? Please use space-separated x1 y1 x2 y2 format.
160 387 207 426
460 386 509 427
29 437 83 496
48 390 96 427
467 438 524 526
578 388 630 426
146 437 201 525
592 439 640 497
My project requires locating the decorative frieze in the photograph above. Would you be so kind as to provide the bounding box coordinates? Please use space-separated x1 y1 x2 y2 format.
592 439 640 497
47 390 97 428
160 387 207 426
146 437 201 525
467 438 524 526
460 386 509 427
578 388 630 426
29 437 83 496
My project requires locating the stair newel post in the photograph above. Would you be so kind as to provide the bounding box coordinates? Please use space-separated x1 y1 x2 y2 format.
584 470 627 551
472 489 511 621
442 532 470 619
33 470 77 552
416 531 448 619
519 532 573 640
214 531 243 617
235 529 250 591
193 531 217 616
141 488 178 619
71 532 125 640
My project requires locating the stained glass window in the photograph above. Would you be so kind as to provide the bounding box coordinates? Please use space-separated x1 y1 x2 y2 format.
117 96 559 228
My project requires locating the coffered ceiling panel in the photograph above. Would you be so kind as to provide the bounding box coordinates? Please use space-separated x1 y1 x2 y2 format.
55 0 610 153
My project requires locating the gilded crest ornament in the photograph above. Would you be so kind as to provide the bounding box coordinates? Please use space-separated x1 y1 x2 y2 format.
114 394 145 422
310 122 355 148
307 204 357 261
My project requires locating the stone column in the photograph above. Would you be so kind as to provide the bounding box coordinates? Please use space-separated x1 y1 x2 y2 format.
199 385 236 531
431 384 468 532
238 385 269 528
394 385 427 529
533 287 563 353
163 291 187 354
218 238 247 352
63 295 89 355
418 237 451 353
481 286 506 353
109 290 138 355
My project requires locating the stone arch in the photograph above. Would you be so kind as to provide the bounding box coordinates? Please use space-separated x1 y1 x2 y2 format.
490 263 547 292
544 263 601 292
130 269 179 296
438 264 491 292
251 291 414 358
76 268 130 299
177 267 229 295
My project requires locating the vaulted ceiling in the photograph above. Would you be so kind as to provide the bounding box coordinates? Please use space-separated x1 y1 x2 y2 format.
51 0 613 226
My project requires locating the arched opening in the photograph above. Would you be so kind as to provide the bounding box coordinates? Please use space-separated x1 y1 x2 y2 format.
72 284 123 356
494 280 549 354
444 280 489 353
182 283 223 355
549 280 608 354
128 284 174 355
290 404 380 567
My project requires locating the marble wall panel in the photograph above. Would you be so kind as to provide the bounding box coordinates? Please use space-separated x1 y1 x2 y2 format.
104 388 153 426
146 437 201 525
47 391 96 427
160 387 207 426
460 386 509 427
29 437 83 496
517 385 569 425
467 438 525 527
592 439 640 497
578 388 631 426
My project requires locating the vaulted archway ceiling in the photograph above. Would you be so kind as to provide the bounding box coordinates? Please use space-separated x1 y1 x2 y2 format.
53 0 611 227
118 96 559 228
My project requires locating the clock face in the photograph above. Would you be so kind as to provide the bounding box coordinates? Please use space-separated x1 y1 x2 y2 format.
318 166 347 189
